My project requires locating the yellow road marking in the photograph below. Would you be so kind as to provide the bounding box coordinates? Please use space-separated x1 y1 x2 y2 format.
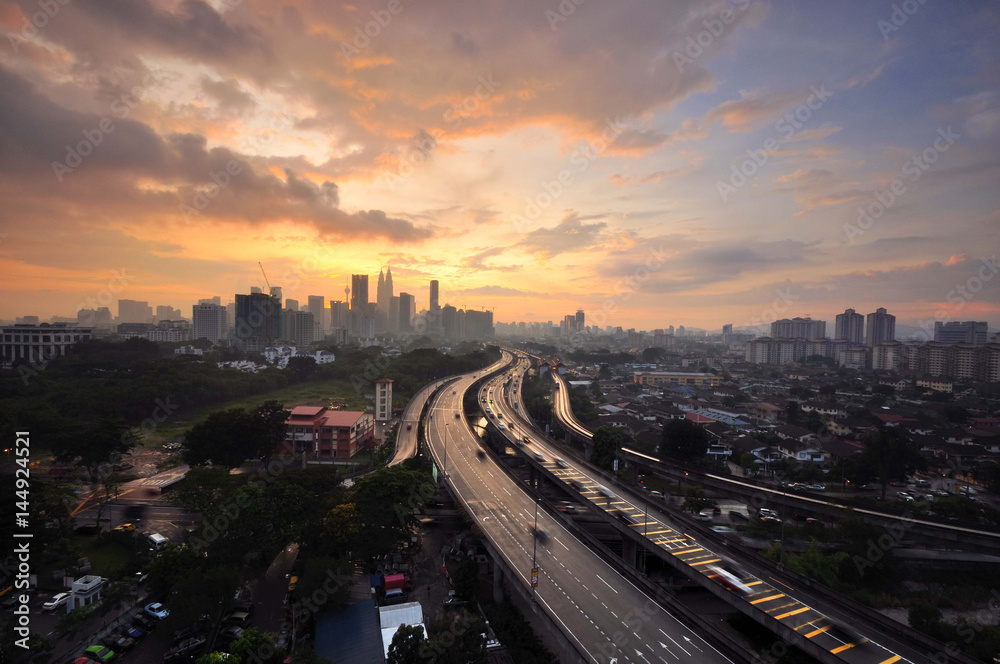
879 657 901 664
831 643 856 655
750 594 785 605
774 606 811 621
805 625 832 638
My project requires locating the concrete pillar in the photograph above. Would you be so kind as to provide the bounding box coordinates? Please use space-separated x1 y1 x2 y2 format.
622 538 637 568
629 464 638 484
493 564 503 604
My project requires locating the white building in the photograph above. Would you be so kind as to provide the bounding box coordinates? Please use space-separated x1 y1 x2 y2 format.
1 323 93 366
375 378 393 422
66 575 106 613
192 303 228 344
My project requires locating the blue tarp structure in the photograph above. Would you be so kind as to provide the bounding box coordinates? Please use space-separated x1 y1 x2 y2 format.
315 598 384 664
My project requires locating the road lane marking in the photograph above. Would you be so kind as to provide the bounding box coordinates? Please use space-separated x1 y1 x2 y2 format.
596 574 619 594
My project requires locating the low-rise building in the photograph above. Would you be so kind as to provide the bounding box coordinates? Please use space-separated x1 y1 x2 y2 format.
633 372 721 388
282 406 375 458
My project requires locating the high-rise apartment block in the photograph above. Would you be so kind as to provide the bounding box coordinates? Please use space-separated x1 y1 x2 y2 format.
835 308 865 343
866 308 895 347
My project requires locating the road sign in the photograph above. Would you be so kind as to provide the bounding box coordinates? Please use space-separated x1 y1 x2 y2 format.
530 566 539 588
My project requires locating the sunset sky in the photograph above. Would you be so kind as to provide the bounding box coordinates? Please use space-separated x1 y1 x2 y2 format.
1 0 998 332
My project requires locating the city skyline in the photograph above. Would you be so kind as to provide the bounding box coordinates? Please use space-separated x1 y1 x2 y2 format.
0 2 998 331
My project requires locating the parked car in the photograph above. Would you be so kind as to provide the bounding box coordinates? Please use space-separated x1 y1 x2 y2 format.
112 523 135 533
43 592 71 611
217 626 244 645
83 645 115 663
443 596 468 609
129 612 154 632
225 611 252 627
806 484 826 492
144 602 169 620
106 636 134 653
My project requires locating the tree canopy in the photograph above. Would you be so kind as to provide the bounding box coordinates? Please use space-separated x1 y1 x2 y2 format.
659 418 710 462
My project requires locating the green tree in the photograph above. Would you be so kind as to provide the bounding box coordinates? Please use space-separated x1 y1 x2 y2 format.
387 624 427 664
589 426 624 472
660 419 710 462
353 466 434 560
56 417 137 482
857 427 925 500
183 408 256 468
252 400 291 464
738 452 758 475
229 627 284 664
174 467 241 513
451 558 480 601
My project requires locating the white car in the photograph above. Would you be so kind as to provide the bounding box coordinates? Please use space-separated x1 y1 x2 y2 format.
759 508 779 519
145 602 170 619
43 592 71 611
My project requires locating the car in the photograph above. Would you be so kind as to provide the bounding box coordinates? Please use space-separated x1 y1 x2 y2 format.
454 412 461 418
555 458 568 469
759 508 779 519
649 490 665 501
452 390 456 395
498 423 507 430
805 518 823 526
276 621 292 649
613 510 636 524
217 625 244 644
144 602 169 620
83 645 115 663
533 528 550 544
287 576 298 593
697 510 713 522
597 485 615 500
897 492 914 502
131 612 155 631
476 450 486 460
534 453 545 462
806 484 826 491
43 592 72 611
729 511 749 522
558 503 580 515
760 515 782 524
406 423 412 430
112 523 135 532
70 659 96 664
443 597 468 609
225 611 252 627
106 636 134 653
710 526 736 534
165 636 207 661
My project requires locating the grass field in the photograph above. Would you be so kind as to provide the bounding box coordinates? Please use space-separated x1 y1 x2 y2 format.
140 378 414 448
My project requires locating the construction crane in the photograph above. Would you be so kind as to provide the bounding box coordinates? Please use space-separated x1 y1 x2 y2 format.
258 262 271 292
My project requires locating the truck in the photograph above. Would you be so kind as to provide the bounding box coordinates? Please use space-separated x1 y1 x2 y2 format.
384 573 414 592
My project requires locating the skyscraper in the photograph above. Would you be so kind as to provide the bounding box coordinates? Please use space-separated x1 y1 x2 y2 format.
283 310 315 346
351 274 369 334
866 308 896 347
835 308 865 343
118 299 153 324
575 309 585 332
285 299 299 311
308 295 326 333
329 300 348 330
398 292 414 332
351 275 369 312
429 280 439 312
192 302 227 344
235 292 282 348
